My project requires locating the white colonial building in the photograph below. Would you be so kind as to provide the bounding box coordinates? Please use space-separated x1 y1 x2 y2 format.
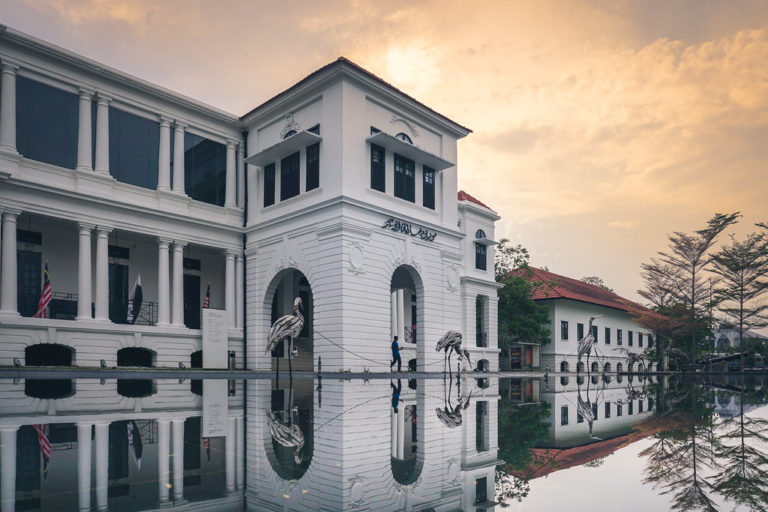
522 268 654 373
0 26 500 376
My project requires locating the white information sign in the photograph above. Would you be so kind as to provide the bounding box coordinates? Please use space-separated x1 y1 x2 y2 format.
202 308 228 369
202 380 228 437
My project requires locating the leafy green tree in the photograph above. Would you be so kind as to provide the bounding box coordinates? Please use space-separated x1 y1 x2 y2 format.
580 275 614 292
711 231 768 370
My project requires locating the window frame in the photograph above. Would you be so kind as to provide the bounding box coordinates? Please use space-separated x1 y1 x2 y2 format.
577 323 584 341
423 165 435 209
263 163 275 207
279 151 301 201
370 143 385 192
475 243 487 271
617 329 623 346
561 320 569 340
561 405 569 426
605 327 611 344
305 142 319 191
394 153 415 202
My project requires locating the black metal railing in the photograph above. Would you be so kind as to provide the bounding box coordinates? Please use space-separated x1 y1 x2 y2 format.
45 292 157 326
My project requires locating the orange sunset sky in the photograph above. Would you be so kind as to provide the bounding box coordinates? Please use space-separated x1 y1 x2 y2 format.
3 0 768 307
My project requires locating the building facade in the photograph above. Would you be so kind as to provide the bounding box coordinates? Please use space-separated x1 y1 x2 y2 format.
521 268 654 373
0 26 499 375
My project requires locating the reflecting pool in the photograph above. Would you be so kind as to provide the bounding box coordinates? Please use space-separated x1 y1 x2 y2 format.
1 373 767 511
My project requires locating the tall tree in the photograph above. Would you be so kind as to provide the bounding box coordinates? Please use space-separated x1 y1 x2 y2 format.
580 275 613 292
710 231 768 370
650 213 740 362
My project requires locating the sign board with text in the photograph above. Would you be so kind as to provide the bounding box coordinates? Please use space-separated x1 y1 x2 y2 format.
202 380 228 437
202 308 228 369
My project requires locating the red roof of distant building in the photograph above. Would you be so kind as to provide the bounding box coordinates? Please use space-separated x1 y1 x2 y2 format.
514 267 645 312
457 190 492 210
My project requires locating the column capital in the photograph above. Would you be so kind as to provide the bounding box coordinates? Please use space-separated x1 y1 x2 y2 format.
95 225 113 235
226 139 237 149
157 236 173 246
78 86 95 98
1 208 22 219
158 115 172 127
224 248 238 258
0 424 20 432
96 92 112 105
1 59 19 73
78 222 96 232
173 240 188 249
174 120 188 131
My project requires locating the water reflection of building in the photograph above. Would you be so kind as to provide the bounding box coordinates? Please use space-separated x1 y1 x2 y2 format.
0 379 244 512
246 377 502 511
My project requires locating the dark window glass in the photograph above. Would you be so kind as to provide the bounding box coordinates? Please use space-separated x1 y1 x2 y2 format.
648 335 654 347
307 124 320 135
370 144 385 192
577 323 584 340
264 163 275 207
475 477 488 505
617 329 623 345
639 333 644 347
629 401 634 415
617 404 623 416
394 154 415 202
306 143 319 191
592 403 598 420
184 133 226 206
475 243 487 270
605 327 611 344
561 406 568 426
577 412 584 423
396 132 413 144
605 402 611 418
591 325 598 342
109 107 159 190
561 320 568 340
639 400 644 413
423 166 435 209
628 330 634 346
280 151 300 200
17 76 78 169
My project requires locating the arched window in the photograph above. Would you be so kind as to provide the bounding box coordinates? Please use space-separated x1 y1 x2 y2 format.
591 361 599 373
25 344 74 399
616 363 623 373
475 229 487 239
117 347 155 398
560 361 569 373
283 129 297 139
576 361 584 373
191 350 202 396
604 362 611 373
395 132 412 144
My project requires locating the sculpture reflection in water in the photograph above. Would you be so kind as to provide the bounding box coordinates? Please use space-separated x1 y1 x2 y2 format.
435 374 472 428
266 376 313 480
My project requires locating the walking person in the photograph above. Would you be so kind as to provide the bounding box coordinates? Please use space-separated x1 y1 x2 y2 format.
391 335 402 372
391 379 402 412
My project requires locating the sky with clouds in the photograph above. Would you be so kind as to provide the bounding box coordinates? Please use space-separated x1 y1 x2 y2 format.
2 0 767 306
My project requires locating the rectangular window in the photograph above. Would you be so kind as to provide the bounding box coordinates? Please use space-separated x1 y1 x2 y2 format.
370 144 385 192
306 143 319 191
577 323 584 341
263 163 275 207
605 327 611 344
394 154 415 202
423 166 435 209
605 402 611 418
617 329 623 346
184 133 226 206
475 243 487 271
561 406 569 426
629 401 634 415
475 477 488 505
109 106 160 190
628 330 634 347
476 401 489 452
617 404 623 417
561 321 569 340
577 412 584 423
592 403 598 421
648 335 654 347
17 76 78 169
280 151 300 200
591 325 598 342
639 400 644 413
639 333 643 348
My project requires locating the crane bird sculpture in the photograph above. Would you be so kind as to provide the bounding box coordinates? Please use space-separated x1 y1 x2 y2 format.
577 315 602 370
613 347 646 373
436 377 473 428
266 410 305 465
576 389 603 441
266 297 304 375
436 330 472 376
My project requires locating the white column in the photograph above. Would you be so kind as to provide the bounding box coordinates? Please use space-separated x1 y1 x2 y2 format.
396 407 405 459
390 291 397 340
76 87 93 172
77 423 92 512
94 422 109 512
224 140 236 208
157 238 171 326
77 223 94 320
172 122 186 193
94 226 112 322
396 289 405 343
390 409 397 458
235 416 244 490
225 250 236 328
235 253 243 329
226 417 236 493
157 116 171 191
0 210 21 315
1 427 17 512
157 419 170 505
0 61 18 153
237 144 245 208
171 241 186 327
94 94 110 176
171 419 185 502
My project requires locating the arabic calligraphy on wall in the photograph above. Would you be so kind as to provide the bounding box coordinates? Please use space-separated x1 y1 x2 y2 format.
382 218 437 241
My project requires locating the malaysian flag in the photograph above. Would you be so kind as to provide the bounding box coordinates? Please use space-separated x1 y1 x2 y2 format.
126 420 143 471
126 274 143 324
33 424 51 480
32 262 52 318
202 283 210 309
203 437 211 462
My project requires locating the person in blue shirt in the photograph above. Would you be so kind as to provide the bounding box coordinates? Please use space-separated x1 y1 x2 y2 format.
391 379 402 412
390 335 402 372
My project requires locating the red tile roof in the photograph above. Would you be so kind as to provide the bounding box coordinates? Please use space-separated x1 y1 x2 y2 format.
457 190 492 210
514 267 645 312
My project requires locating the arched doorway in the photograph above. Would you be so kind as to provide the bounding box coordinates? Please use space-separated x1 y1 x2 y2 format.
265 269 314 371
391 379 423 485
604 362 611 373
391 265 423 369
190 350 202 396
25 344 75 399
616 363 624 373
265 378 313 480
560 361 569 373
591 361 599 373
117 347 155 398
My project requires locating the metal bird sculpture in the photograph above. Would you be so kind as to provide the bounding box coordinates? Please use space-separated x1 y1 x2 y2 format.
436 377 472 428
266 409 305 465
577 316 602 369
266 297 304 374
436 330 472 376
613 347 645 372
576 387 602 441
